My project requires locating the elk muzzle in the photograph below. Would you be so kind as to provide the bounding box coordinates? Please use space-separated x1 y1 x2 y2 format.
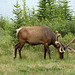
59 52 64 59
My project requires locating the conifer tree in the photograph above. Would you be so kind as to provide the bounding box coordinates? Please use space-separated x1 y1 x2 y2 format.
22 0 28 25
37 0 56 21
57 0 72 20
10 1 23 43
46 0 56 20
37 0 46 20
11 1 23 28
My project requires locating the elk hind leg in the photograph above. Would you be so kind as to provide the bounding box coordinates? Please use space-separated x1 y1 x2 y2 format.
14 43 20 59
19 40 26 59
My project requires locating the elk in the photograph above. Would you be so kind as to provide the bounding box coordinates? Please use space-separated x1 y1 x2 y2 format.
14 26 75 59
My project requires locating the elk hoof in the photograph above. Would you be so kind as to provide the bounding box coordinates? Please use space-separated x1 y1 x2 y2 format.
20 57 22 59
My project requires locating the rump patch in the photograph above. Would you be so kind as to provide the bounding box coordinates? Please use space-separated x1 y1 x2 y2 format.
16 27 23 36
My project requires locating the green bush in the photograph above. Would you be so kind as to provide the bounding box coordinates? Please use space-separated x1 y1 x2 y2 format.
66 20 75 34
59 32 74 45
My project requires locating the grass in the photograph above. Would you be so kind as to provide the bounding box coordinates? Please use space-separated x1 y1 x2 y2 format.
0 49 75 75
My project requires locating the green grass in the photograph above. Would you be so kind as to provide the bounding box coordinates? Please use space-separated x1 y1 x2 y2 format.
0 49 75 75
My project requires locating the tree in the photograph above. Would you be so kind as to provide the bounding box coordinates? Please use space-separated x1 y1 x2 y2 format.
57 0 72 20
10 1 23 43
37 0 46 20
11 1 23 28
0 16 10 30
37 0 57 21
46 0 56 20
22 0 28 25
37 0 72 21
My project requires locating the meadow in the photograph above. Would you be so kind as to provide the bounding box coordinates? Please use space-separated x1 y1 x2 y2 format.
0 47 75 75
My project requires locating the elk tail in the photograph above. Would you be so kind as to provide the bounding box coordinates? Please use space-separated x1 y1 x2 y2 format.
16 27 23 36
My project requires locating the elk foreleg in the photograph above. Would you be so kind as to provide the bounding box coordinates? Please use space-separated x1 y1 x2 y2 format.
44 43 51 59
44 45 47 59
48 48 51 59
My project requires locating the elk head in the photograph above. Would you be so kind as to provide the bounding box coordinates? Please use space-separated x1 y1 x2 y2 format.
55 31 65 53
55 31 75 59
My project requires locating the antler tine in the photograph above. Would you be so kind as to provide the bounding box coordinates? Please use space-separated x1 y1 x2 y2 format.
67 49 73 52
56 31 61 41
68 47 75 52
72 38 75 43
65 38 75 48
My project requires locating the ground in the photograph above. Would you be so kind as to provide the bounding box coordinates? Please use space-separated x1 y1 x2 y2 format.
0 49 75 75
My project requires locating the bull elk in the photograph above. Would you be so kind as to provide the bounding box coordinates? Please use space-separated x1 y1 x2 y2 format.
14 26 75 59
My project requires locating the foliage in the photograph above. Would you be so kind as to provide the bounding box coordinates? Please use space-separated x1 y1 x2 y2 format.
46 19 75 36
0 30 12 56
37 0 73 21
37 0 46 20
57 0 72 20
0 16 10 30
11 1 23 27
66 20 75 34
37 0 56 21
